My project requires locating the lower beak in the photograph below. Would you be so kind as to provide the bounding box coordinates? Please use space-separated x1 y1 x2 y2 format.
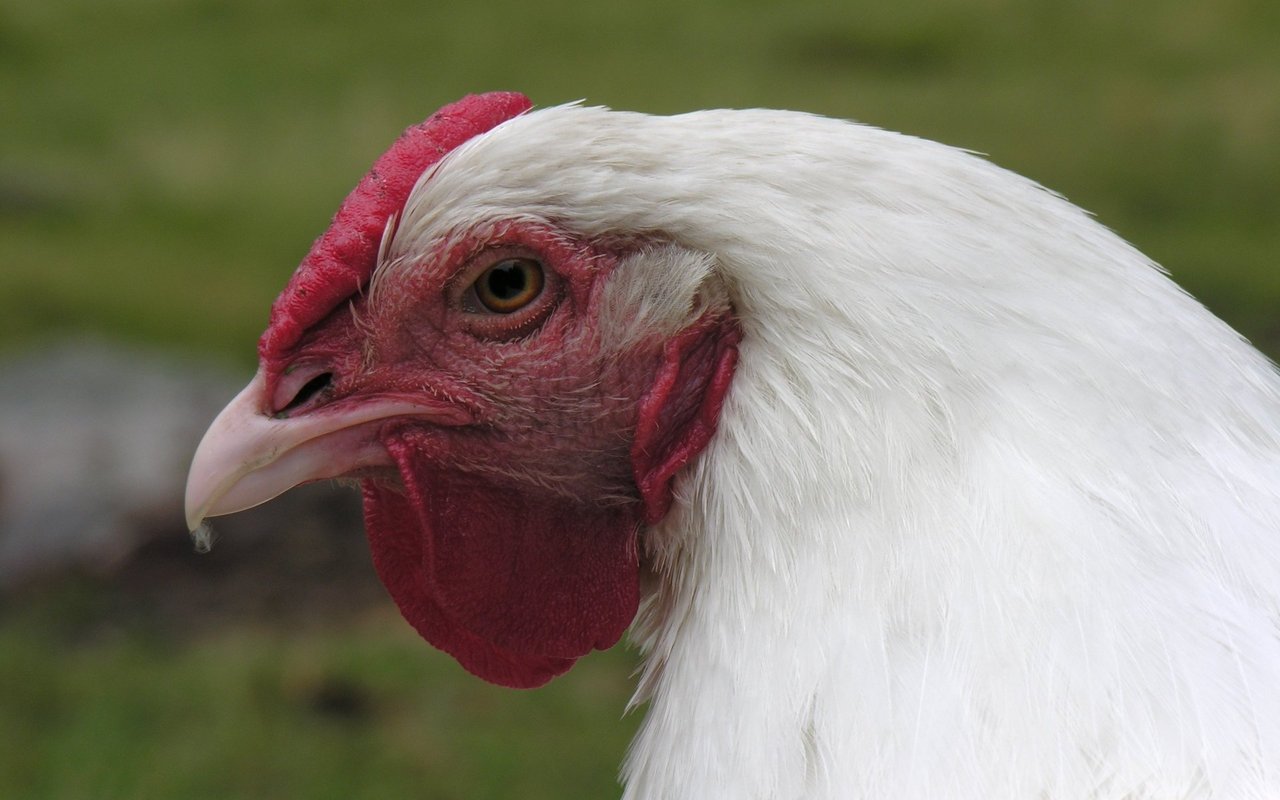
184 370 464 531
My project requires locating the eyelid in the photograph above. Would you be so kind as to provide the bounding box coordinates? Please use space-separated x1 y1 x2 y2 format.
449 246 561 338
449 245 540 306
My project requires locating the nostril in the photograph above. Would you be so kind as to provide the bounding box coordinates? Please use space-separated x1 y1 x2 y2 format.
281 372 333 414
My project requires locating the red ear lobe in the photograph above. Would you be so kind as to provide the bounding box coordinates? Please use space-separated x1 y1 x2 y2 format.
631 315 741 525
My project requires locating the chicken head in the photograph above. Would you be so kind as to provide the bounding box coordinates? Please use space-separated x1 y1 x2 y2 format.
185 92 739 688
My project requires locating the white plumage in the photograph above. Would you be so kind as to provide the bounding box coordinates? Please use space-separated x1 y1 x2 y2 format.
189 100 1280 799
400 105 1280 799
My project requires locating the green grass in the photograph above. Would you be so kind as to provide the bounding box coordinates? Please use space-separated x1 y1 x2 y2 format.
1 0 1278 796
0 599 640 799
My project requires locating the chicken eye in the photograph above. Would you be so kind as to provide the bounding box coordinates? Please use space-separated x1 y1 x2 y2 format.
473 258 544 313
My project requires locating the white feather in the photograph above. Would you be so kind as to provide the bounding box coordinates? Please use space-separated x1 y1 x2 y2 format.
388 104 1280 799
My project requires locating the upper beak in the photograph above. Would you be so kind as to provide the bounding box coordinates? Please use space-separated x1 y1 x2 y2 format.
184 370 466 532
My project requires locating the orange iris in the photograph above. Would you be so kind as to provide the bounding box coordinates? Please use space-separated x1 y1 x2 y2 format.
474 258 545 313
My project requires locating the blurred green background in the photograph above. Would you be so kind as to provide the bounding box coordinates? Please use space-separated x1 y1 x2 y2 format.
1 0 1276 797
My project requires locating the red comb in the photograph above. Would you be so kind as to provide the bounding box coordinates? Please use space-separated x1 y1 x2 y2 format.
258 92 533 361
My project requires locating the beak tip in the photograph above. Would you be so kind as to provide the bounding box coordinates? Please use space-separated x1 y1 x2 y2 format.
185 450 218 533
183 370 268 538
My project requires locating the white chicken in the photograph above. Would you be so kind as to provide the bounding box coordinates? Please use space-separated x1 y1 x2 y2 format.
186 93 1280 799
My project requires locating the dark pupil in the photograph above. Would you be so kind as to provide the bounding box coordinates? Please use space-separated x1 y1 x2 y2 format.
486 262 527 300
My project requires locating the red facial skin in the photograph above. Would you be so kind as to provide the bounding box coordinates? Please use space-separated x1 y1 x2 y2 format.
263 219 738 687
253 93 739 688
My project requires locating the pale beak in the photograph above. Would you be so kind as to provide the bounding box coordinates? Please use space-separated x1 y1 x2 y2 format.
184 370 466 531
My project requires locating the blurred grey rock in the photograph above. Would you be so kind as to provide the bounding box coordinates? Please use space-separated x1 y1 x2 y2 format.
0 338 364 589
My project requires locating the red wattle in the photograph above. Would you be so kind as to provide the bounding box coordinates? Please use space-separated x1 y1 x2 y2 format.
361 430 641 689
